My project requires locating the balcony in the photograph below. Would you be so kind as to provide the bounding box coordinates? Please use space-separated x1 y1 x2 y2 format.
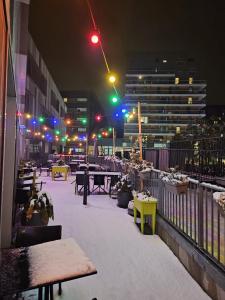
124 99 206 105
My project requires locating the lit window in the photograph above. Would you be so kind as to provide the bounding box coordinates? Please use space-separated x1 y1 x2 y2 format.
188 97 192 104
138 75 143 80
78 127 86 132
141 117 148 124
175 77 179 84
77 107 87 112
189 77 193 84
64 98 68 103
176 127 181 134
77 98 88 102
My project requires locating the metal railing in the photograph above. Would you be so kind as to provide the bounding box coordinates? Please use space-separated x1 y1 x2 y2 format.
148 169 225 272
103 158 225 272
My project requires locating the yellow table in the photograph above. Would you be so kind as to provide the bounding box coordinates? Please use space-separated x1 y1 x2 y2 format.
134 197 157 234
51 165 69 181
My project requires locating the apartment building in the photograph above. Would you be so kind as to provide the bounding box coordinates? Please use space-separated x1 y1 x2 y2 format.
124 57 206 148
24 35 67 159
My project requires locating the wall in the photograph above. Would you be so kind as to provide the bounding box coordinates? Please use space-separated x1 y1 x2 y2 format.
157 216 225 300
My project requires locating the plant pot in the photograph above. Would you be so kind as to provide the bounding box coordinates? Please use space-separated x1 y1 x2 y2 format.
26 212 49 226
165 182 188 194
218 206 225 218
117 191 133 208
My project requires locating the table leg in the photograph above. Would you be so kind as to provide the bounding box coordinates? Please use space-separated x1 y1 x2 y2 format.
50 285 54 300
152 212 156 235
52 171 54 181
134 207 137 224
58 282 62 295
65 171 67 181
44 285 49 300
38 287 43 300
141 212 144 234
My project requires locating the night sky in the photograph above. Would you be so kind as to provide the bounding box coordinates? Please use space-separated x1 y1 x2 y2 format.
29 0 225 112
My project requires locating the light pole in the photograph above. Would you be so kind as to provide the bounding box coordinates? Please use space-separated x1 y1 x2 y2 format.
86 133 88 163
138 101 143 161
112 127 116 155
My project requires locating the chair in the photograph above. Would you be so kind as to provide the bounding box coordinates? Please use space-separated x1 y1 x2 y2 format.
92 174 106 193
79 166 87 171
15 225 62 300
69 163 78 174
75 174 89 194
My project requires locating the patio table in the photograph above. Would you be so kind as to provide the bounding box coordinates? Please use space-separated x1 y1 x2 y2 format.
51 165 69 181
0 238 97 300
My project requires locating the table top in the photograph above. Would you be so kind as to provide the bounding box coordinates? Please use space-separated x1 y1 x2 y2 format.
71 160 85 163
89 171 121 176
75 171 121 176
79 164 100 168
21 179 42 185
0 238 97 297
52 165 69 169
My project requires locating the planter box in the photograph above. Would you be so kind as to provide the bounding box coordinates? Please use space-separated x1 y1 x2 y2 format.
165 182 188 194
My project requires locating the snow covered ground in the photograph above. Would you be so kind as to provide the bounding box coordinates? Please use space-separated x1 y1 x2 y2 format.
23 175 210 300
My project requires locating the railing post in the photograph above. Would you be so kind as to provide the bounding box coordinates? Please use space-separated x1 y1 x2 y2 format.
197 184 204 248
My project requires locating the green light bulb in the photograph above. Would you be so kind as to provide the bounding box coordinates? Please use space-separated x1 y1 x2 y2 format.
39 116 45 123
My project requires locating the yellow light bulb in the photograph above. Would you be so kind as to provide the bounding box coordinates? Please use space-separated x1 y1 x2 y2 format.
108 73 117 84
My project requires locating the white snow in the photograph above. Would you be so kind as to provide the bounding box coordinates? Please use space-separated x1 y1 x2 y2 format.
23 175 211 300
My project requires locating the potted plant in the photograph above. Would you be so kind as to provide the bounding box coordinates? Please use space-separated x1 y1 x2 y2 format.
213 192 225 217
160 171 189 194
23 191 54 226
113 176 133 208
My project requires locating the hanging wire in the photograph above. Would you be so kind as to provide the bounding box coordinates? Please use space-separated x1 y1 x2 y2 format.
86 0 97 30
86 0 119 97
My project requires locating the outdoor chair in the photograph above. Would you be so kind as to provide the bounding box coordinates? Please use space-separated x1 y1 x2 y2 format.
92 174 106 193
15 225 63 300
75 173 89 194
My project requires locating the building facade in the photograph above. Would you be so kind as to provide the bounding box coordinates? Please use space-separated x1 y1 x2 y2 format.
124 57 206 148
21 35 67 160
61 91 98 154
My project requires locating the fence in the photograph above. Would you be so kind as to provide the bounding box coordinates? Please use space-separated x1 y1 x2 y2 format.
149 169 225 272
144 136 225 181
103 158 225 272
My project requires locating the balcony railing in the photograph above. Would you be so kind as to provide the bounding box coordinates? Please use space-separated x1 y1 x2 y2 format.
103 159 225 272
125 80 206 85
124 99 206 105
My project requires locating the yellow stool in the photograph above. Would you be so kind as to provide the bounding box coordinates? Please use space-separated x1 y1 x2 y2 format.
134 197 157 234
51 166 69 181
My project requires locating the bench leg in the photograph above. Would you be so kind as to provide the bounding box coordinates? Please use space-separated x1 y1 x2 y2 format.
141 213 144 234
152 213 156 235
134 207 137 224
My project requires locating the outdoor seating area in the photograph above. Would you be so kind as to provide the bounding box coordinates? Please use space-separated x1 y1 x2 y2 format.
5 154 225 299
5 157 214 300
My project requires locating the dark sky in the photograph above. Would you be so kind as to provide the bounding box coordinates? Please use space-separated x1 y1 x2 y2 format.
29 0 225 111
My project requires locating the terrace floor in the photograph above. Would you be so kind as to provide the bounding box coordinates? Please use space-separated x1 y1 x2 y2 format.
24 175 211 300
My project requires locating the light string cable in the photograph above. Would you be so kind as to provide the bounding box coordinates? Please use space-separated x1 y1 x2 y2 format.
86 0 118 96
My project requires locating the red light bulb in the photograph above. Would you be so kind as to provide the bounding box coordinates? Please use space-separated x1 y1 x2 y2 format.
91 34 99 44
